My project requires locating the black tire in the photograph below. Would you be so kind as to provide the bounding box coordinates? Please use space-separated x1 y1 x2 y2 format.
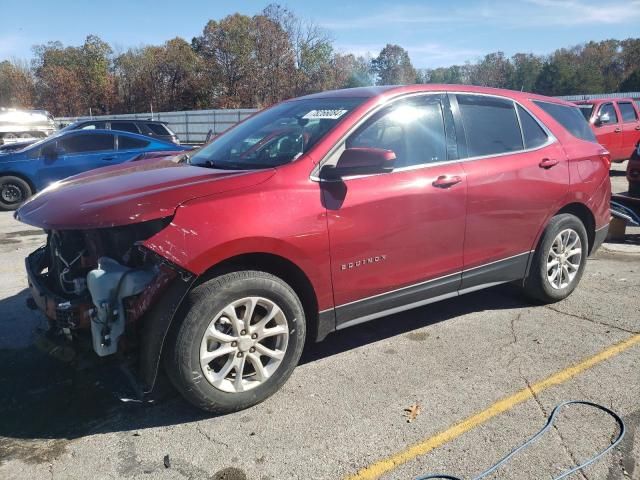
164 271 306 413
629 182 640 197
0 176 32 211
523 214 589 304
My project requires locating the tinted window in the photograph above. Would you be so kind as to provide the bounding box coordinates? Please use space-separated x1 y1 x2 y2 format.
146 123 171 135
578 105 593 121
533 101 597 142
59 133 115 153
598 103 618 124
347 96 447 168
457 94 523 157
119 136 149 150
517 105 548 149
111 122 140 134
618 103 638 122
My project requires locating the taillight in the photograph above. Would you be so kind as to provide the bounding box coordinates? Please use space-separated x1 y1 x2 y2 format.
598 148 611 168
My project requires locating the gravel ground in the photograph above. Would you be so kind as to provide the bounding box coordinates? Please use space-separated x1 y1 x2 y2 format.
0 163 638 480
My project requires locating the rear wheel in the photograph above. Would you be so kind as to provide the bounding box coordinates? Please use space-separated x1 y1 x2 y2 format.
523 214 588 303
164 271 306 413
0 176 32 211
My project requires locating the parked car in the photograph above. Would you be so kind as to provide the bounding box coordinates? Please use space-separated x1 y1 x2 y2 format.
0 129 188 210
62 119 180 144
575 98 640 162
627 143 640 196
17 85 611 413
0 108 57 145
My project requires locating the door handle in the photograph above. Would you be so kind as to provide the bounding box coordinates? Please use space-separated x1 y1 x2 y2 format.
539 158 559 169
432 175 462 188
614 127 622 133
102 156 116 161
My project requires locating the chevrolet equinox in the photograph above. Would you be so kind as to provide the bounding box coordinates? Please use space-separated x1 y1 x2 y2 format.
17 85 611 412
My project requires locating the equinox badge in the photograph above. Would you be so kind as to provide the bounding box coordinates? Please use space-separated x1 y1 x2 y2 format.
341 255 387 271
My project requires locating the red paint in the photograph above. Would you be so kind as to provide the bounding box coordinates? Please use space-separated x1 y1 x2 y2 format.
18 85 612 314
575 98 640 162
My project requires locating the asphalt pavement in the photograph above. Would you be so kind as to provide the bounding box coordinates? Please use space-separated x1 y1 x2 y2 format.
0 163 638 480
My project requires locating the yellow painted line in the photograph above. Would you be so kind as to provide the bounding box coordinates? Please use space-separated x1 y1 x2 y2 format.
346 333 640 480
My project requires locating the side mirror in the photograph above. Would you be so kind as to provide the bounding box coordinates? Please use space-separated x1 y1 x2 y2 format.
320 148 396 180
595 112 610 126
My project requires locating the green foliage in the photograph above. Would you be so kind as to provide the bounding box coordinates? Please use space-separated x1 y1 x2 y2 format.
0 5 638 116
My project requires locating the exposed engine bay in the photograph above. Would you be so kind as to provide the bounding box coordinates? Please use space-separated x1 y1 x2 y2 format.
26 218 185 358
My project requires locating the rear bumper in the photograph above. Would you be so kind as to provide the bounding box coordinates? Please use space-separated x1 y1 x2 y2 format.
591 224 608 255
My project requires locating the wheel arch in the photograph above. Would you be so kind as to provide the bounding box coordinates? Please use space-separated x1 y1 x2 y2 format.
555 202 596 254
196 252 322 345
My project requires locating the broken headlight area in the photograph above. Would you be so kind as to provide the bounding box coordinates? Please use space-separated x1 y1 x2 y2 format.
26 217 186 357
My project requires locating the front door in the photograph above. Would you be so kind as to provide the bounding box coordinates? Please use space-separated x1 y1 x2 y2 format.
38 132 117 187
450 94 570 289
323 94 467 327
594 102 623 160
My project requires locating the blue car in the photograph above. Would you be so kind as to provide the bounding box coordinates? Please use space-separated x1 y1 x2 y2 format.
0 129 188 210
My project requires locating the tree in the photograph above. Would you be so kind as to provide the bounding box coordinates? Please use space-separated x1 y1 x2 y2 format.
371 44 417 85
509 53 543 92
470 52 513 88
0 60 35 107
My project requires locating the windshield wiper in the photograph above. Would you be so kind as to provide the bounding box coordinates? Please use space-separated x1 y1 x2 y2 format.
198 160 272 170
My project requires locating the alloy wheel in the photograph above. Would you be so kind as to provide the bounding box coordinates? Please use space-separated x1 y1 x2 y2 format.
546 228 582 289
199 296 289 393
0 184 23 204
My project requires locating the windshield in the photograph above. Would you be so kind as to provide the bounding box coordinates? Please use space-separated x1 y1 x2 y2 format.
578 105 593 121
190 98 365 169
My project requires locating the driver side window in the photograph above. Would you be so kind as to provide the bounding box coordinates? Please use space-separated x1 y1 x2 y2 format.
599 103 618 124
347 96 448 168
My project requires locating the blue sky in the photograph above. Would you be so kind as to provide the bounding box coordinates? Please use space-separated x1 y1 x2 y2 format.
1 0 639 68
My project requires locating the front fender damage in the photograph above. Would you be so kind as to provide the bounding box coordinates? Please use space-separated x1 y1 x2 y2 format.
25 222 197 399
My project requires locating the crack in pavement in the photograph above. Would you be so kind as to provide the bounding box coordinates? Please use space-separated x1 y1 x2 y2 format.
519 368 591 480
195 424 230 449
544 305 639 335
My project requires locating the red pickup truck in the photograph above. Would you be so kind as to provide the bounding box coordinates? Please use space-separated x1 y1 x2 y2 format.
575 98 640 163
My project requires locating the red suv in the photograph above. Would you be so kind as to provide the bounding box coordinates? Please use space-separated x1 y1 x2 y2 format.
17 85 611 412
576 98 640 162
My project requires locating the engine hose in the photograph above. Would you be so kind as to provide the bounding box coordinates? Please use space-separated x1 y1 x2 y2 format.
416 400 625 480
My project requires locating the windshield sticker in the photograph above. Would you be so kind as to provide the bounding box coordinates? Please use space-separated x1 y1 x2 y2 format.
302 109 348 120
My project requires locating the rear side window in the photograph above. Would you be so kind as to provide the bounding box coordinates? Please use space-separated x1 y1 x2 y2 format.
618 103 638 122
533 101 597 142
347 96 448 168
517 105 548 149
146 123 172 135
119 136 149 150
456 94 523 157
111 122 140 134
60 133 115 153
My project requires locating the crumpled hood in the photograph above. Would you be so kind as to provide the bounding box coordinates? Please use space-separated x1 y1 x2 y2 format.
15 158 275 230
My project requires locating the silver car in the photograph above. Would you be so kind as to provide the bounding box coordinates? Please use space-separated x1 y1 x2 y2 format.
0 108 57 145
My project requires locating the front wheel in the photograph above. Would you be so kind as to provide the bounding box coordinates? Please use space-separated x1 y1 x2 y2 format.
164 271 306 413
0 176 33 211
523 214 588 303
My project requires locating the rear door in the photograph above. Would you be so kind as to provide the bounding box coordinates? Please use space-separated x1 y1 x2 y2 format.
593 102 623 160
451 93 569 289
617 101 640 159
324 94 467 326
116 134 152 162
38 132 117 185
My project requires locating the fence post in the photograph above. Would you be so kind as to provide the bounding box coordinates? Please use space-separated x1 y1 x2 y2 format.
185 112 190 143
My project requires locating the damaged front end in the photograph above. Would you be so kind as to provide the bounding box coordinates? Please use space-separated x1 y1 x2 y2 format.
26 217 195 394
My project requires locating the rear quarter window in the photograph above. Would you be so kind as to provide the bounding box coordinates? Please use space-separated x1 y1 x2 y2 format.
533 101 597 143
